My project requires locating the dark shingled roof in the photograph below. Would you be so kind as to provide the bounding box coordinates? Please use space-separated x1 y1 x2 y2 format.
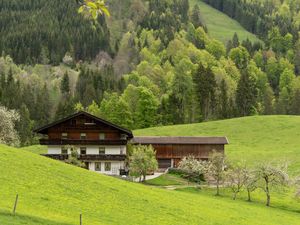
132 136 229 145
34 111 133 138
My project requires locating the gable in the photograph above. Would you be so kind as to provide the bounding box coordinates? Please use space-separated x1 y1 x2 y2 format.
34 111 133 137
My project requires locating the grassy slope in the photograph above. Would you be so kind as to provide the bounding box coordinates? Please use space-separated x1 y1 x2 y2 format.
145 174 191 186
1 145 300 225
189 0 261 43
134 116 300 173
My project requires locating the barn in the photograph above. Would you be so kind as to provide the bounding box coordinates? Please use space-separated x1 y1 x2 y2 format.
132 136 229 169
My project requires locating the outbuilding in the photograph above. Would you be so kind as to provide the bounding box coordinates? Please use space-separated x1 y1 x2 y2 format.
132 136 229 169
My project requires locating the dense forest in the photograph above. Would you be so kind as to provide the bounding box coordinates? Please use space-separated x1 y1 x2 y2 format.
1 0 300 146
0 0 110 64
203 0 300 72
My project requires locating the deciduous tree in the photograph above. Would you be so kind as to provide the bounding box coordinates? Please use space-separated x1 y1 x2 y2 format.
0 106 20 146
256 162 289 206
129 145 158 182
206 150 226 196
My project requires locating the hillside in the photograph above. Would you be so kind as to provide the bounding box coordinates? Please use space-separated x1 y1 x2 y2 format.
190 0 261 43
0 145 300 224
135 116 300 173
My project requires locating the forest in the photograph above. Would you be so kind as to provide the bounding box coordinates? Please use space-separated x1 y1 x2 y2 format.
1 0 300 146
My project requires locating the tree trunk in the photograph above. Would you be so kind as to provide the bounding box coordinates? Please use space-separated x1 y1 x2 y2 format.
233 192 237 200
216 179 220 196
266 192 270 207
265 177 270 206
247 189 251 202
142 173 146 182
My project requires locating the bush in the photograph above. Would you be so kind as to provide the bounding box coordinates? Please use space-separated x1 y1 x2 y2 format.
168 167 205 184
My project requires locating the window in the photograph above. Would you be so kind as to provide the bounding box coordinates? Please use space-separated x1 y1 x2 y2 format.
120 134 127 140
95 162 101 171
80 133 86 140
70 120 76 126
99 133 105 140
120 148 124 155
61 133 68 139
80 147 87 155
105 162 111 171
99 147 105 154
61 147 68 155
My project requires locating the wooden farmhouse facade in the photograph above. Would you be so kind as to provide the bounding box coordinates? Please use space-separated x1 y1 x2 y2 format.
35 111 133 175
132 137 228 168
35 112 228 175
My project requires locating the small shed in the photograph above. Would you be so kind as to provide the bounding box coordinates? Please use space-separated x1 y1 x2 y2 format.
132 136 229 169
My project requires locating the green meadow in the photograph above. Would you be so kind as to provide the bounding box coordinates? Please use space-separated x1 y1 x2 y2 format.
190 0 261 43
135 115 300 174
0 142 300 225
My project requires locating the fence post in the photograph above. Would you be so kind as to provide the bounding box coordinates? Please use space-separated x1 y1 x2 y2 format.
13 194 18 215
80 213 82 225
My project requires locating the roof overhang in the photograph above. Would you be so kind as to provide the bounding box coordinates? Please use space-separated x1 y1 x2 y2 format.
34 111 133 138
131 136 229 145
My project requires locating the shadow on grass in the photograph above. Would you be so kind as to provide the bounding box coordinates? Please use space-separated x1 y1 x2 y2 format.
0 210 72 225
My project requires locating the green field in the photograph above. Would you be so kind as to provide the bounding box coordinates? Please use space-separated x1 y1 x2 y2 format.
1 143 300 225
135 115 300 174
190 0 261 43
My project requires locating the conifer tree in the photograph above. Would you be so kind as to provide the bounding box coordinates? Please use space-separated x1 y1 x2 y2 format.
193 64 216 120
236 71 258 116
219 79 229 119
17 104 33 146
61 72 70 95
232 32 240 48
191 4 204 28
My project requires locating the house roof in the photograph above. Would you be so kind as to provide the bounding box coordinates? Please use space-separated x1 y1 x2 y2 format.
131 136 229 145
34 111 133 137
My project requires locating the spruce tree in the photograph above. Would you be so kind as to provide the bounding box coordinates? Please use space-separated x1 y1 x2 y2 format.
219 79 229 119
263 85 274 115
193 64 216 120
232 32 240 48
291 89 300 114
236 70 258 116
17 104 33 146
61 72 70 95
191 4 204 28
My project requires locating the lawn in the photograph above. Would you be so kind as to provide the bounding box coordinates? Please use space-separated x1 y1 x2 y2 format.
21 145 47 155
1 144 300 225
189 0 261 43
134 115 300 174
145 173 191 186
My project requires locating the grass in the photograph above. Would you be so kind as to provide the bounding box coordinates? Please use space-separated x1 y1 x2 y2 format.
189 0 261 43
21 145 47 155
177 187 300 214
135 115 300 174
1 144 300 224
145 174 190 186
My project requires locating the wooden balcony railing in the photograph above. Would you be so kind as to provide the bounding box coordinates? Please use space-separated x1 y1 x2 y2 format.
42 154 126 161
39 139 127 145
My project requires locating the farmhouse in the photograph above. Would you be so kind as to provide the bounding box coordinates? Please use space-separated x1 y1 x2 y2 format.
35 111 228 175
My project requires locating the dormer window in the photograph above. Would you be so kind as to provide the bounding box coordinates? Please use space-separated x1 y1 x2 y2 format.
61 133 68 139
99 133 105 140
80 133 86 140
85 119 95 125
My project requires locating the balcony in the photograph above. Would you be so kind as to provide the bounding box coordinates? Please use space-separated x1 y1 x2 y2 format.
42 154 126 161
39 139 127 145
